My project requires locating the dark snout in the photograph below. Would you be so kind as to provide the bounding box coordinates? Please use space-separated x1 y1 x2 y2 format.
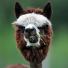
24 28 38 43
29 36 38 43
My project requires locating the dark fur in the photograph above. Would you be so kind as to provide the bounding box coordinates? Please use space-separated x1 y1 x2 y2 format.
16 25 52 63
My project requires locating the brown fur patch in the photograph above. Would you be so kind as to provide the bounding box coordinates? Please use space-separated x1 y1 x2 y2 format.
23 8 43 14
15 25 52 63
15 27 26 49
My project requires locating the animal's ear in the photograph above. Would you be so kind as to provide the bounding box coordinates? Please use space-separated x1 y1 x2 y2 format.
15 2 24 18
43 2 52 19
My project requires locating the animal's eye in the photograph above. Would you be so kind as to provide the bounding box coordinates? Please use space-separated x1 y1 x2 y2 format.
38 27 43 30
18 25 25 33
38 24 48 29
38 26 44 35
38 24 49 34
43 24 49 34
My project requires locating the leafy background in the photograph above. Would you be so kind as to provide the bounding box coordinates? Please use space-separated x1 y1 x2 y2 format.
0 0 68 68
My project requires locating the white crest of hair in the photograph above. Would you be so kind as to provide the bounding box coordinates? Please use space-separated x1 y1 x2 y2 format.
12 13 52 27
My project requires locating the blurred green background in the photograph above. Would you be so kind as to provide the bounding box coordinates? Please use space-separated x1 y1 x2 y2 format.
0 0 68 68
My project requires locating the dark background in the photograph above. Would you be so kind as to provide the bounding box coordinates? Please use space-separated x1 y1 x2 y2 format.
0 0 68 68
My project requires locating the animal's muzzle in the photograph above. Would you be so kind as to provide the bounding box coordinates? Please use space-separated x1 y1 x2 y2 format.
24 28 38 43
29 36 38 43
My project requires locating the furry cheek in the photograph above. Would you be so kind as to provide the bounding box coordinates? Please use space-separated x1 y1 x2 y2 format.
15 30 26 49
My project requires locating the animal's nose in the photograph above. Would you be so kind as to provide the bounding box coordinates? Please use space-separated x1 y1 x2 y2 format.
29 36 38 43
24 28 37 38
24 28 38 43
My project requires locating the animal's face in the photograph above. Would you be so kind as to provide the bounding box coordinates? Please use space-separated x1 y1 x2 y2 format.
13 13 52 47
12 2 53 62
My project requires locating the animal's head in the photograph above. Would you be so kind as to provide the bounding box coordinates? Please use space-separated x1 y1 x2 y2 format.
12 2 53 63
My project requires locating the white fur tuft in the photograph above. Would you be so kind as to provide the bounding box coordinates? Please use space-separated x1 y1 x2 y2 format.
12 13 52 27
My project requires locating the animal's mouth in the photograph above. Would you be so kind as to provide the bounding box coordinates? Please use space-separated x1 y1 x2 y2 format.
24 34 47 47
29 36 38 43
20 35 49 63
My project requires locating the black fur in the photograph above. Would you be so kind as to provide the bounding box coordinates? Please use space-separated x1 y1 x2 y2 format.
43 2 52 19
